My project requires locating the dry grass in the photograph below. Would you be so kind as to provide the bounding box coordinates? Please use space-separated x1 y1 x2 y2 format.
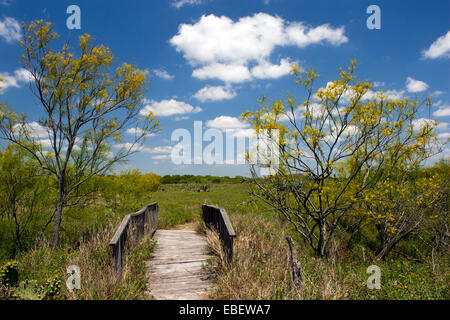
8 221 154 300
205 211 352 300
66 223 121 299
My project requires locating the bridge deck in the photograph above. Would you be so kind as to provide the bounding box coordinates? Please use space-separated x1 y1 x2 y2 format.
146 229 213 300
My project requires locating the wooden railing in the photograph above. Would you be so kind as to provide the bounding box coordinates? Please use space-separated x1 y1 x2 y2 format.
109 202 158 272
202 204 236 264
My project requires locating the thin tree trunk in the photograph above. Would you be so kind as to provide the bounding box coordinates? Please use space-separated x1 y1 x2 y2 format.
51 179 65 247
12 208 22 254
316 222 327 258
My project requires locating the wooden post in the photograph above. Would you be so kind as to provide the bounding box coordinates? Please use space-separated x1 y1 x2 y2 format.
286 236 302 290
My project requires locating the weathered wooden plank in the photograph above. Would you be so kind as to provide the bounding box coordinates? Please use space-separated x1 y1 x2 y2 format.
109 214 131 246
151 256 213 265
220 208 236 237
146 229 213 300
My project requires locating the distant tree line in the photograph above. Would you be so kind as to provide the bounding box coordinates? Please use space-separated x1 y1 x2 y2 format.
160 175 248 184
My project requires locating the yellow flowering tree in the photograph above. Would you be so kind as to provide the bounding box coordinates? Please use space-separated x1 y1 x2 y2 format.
0 21 159 247
364 168 442 260
242 61 439 258
365 159 448 260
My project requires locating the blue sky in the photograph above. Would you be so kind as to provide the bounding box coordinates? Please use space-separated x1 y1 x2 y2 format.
0 0 449 176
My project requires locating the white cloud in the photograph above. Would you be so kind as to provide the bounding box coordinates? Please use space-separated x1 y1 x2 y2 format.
437 132 450 141
422 31 450 59
373 81 385 87
412 118 437 132
434 105 450 117
152 154 170 160
436 122 449 130
432 90 445 96
152 68 174 80
12 122 48 145
149 146 173 154
113 143 153 153
206 116 249 130
114 143 172 154
406 77 429 93
286 22 348 47
384 89 406 100
251 58 294 79
26 121 48 139
125 127 155 136
193 85 236 102
140 99 202 117
192 63 252 83
229 128 257 138
172 0 203 9
0 68 32 93
278 107 304 122
173 116 189 121
0 17 21 43
170 13 348 83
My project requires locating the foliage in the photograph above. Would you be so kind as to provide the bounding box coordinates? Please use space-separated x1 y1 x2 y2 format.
0 20 159 247
160 174 246 184
363 165 445 259
12 276 61 300
0 145 54 257
0 260 19 287
242 61 440 258
101 170 161 212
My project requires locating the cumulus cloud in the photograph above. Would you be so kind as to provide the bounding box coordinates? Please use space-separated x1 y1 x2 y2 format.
193 85 236 102
0 68 32 93
152 154 170 160
434 105 450 117
206 116 249 130
12 121 48 140
0 17 21 43
192 63 252 83
406 77 429 93
149 146 173 154
113 143 172 154
25 121 48 139
173 116 189 121
436 122 448 130
438 132 450 141
125 127 155 136
170 13 348 83
383 89 406 100
251 58 294 79
432 90 445 96
422 31 450 59
152 68 174 80
412 118 436 131
140 99 202 117
113 142 153 153
172 0 203 9
286 22 348 47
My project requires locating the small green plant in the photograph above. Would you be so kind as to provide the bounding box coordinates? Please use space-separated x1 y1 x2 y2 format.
42 276 62 299
0 261 19 287
13 276 62 300
13 280 43 300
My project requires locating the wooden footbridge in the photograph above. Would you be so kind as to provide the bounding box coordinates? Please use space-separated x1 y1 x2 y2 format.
109 203 236 300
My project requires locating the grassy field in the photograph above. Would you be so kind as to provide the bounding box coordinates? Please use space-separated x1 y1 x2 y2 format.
155 183 449 300
1 181 448 300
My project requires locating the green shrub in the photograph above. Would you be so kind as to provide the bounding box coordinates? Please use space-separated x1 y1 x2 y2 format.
42 276 62 299
13 280 42 300
0 261 19 287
